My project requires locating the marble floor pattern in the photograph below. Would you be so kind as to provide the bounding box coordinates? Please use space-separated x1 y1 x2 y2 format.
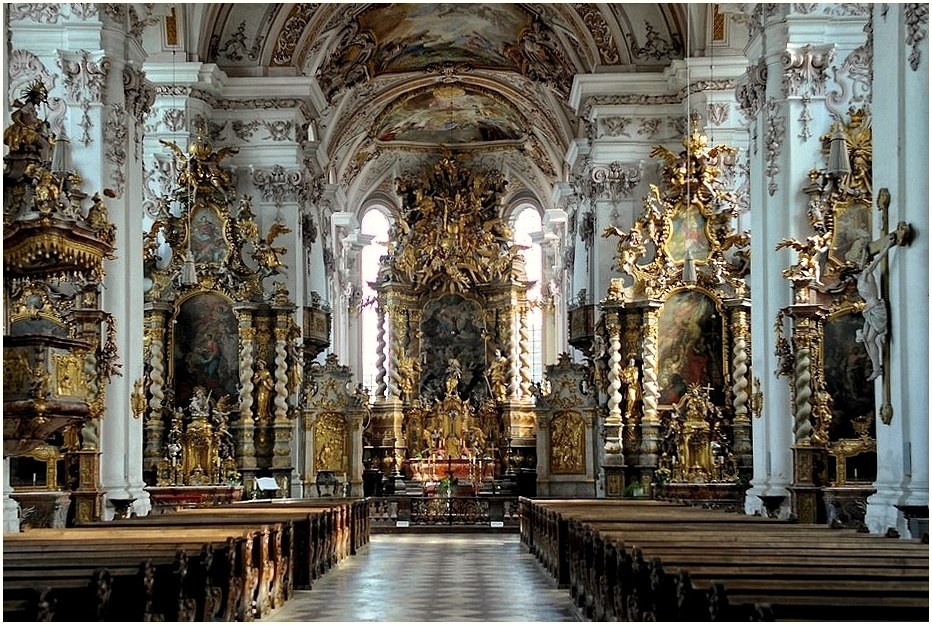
262 533 580 622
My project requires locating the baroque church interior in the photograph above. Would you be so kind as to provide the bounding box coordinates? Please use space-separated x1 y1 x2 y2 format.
2 2 930 622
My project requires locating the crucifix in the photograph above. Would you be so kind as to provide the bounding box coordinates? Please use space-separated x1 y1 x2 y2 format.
852 187 912 423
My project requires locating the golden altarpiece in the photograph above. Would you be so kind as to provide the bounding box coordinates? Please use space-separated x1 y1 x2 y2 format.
364 153 538 493
773 109 912 525
600 126 752 504
140 123 305 505
3 81 119 525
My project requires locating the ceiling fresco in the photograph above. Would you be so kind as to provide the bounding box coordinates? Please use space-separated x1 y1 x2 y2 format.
357 4 532 74
193 3 690 203
373 85 525 145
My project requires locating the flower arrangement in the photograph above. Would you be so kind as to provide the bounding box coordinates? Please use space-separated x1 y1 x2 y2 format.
438 474 458 496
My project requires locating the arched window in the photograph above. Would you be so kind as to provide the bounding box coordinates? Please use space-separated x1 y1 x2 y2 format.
359 207 391 394
512 205 544 383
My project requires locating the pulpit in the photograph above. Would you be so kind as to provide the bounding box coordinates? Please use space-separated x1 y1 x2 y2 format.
3 81 117 527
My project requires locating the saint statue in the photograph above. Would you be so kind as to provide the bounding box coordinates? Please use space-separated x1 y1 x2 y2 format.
487 349 509 401
619 356 640 419
189 386 210 417
253 362 274 419
445 358 462 396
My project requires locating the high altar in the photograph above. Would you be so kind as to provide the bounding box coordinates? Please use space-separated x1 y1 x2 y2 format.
363 153 538 491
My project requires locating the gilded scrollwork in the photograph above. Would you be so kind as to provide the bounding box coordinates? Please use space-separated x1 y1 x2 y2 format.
385 152 518 295
602 123 748 301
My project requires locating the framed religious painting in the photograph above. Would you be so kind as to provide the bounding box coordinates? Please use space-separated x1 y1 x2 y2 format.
656 288 726 407
171 291 240 408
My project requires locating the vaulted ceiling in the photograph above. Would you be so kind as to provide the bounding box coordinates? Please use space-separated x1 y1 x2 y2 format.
192 3 690 204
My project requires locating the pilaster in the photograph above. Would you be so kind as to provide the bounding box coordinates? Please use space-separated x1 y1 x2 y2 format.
865 3 929 536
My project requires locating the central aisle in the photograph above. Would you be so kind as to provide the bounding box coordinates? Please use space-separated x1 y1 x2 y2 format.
263 533 580 622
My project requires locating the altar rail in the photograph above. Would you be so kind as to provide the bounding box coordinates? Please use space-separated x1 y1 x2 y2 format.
369 495 520 530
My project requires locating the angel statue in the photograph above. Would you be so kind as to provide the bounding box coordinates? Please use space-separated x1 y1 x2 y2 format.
158 135 238 199
252 222 291 276
776 228 832 286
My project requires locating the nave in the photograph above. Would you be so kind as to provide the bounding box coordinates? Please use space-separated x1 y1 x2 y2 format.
262 533 578 622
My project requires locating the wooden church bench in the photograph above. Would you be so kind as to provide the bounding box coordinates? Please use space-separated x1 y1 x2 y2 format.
522 499 928 622
592 524 928 621
3 524 276 621
4 542 220 621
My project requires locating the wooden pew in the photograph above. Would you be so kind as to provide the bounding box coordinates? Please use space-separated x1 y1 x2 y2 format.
4 525 267 621
586 524 927 621
229 498 370 576
521 498 929 622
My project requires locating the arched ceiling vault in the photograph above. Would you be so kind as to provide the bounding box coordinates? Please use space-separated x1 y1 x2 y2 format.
198 3 688 207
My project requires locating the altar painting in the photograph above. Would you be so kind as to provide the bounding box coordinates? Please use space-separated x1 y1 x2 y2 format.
419 294 487 401
823 312 875 439
829 200 871 267
665 202 711 263
172 293 239 407
657 290 724 405
188 204 227 264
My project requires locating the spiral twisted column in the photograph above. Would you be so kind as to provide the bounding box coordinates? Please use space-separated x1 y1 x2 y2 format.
639 307 660 425
636 305 662 466
518 304 533 399
143 317 166 468
499 306 516 400
272 317 292 469
385 303 404 401
729 306 752 465
793 346 813 443
234 314 257 467
375 304 388 399
604 312 623 456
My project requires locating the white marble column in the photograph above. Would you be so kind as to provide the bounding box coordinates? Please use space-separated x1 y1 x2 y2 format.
865 3 929 536
740 6 870 516
8 7 156 519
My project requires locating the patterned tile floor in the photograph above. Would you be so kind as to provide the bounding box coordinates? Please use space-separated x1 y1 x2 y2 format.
262 533 580 622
